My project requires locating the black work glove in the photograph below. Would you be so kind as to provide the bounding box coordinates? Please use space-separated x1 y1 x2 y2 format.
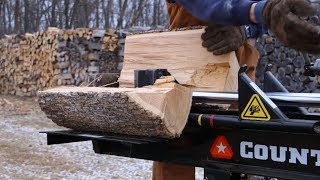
201 24 246 55
261 0 320 54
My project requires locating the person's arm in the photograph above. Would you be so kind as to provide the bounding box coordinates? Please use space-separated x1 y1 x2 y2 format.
172 0 266 26
174 0 320 54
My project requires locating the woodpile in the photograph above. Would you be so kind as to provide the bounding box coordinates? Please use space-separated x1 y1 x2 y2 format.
0 27 125 96
255 15 320 94
255 34 320 94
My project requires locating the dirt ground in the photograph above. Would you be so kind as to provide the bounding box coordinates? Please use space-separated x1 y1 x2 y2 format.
0 95 204 179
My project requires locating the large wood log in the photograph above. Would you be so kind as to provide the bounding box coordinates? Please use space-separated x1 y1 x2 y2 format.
38 84 192 138
118 29 239 92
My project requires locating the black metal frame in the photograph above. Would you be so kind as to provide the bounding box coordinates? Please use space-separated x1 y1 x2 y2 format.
42 67 320 180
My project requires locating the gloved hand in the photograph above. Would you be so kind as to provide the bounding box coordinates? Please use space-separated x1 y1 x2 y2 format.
201 24 246 55
260 0 320 54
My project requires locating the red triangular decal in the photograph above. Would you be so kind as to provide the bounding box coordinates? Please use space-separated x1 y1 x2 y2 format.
210 136 234 160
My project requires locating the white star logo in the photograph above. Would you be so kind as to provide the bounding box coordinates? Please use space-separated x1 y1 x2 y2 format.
217 142 227 153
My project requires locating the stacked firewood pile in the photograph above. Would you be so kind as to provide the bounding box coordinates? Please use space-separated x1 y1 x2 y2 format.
0 27 125 96
255 16 320 93
255 35 320 93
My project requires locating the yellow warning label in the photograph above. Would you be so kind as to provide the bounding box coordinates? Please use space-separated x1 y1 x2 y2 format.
241 94 271 121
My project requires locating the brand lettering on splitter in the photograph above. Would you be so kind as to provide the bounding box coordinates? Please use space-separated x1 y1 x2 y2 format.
240 141 320 166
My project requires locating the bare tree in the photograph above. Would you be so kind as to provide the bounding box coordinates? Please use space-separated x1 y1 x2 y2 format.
0 1 5 36
64 0 71 28
126 0 148 28
95 0 100 28
50 0 58 27
0 0 169 37
14 0 20 33
6 0 13 33
117 0 129 29
23 0 30 32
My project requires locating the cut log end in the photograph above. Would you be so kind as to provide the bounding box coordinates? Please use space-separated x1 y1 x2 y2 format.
38 85 192 138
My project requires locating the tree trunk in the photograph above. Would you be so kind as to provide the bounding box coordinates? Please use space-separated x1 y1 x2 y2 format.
106 0 113 28
95 0 100 28
127 0 145 28
14 0 20 33
152 0 158 27
50 0 58 27
0 1 4 36
57 1 64 28
64 0 70 28
23 0 30 32
6 1 12 33
82 1 89 28
117 0 129 29
70 0 79 28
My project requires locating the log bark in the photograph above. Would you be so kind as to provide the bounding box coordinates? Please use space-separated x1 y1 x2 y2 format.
118 29 239 92
38 84 192 138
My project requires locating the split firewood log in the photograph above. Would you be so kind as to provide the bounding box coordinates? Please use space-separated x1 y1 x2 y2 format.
38 84 192 138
